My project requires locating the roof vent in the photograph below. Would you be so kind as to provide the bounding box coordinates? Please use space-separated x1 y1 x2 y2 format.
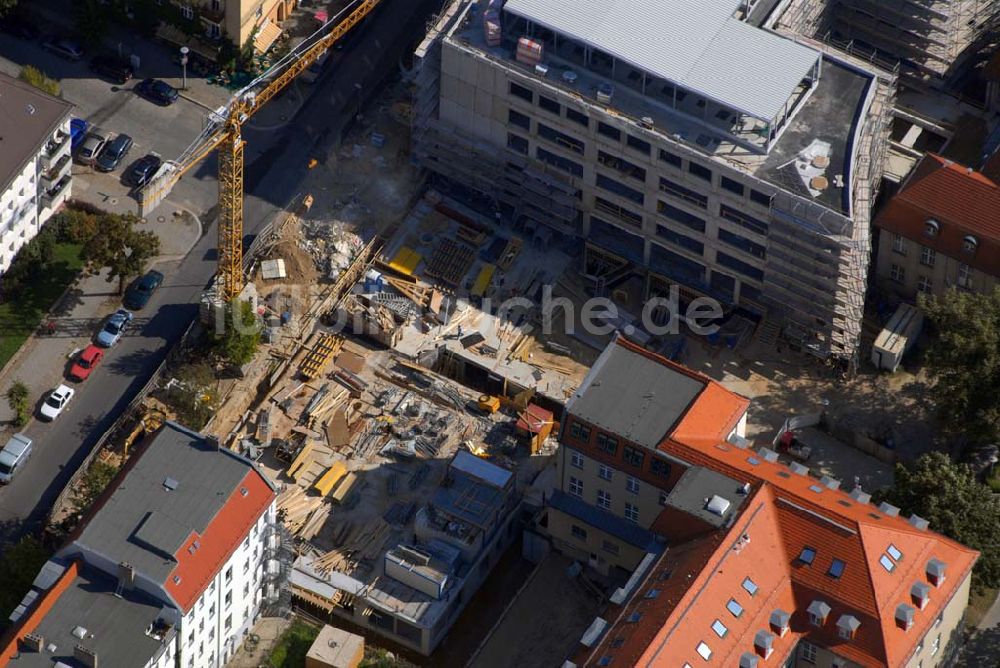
789 462 809 476
738 482 751 495
727 433 750 449
877 502 900 517
739 652 759 668
758 447 779 463
769 609 790 636
562 71 578 85
807 600 831 626
927 558 947 586
908 514 929 531
705 495 731 516
911 581 931 609
836 614 860 639
849 488 871 504
240 486 249 497
163 477 179 491
753 630 774 658
820 475 840 490
895 603 916 630
22 633 44 652
640 116 654 129
71 627 87 640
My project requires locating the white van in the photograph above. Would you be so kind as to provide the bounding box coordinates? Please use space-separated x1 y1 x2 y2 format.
0 433 33 484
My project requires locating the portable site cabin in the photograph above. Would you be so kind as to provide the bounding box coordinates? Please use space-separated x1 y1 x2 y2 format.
871 303 924 372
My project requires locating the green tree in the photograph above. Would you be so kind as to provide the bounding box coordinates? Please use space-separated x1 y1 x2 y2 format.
74 0 108 48
920 288 1000 444
7 380 29 427
0 0 18 20
62 459 120 531
875 452 1000 591
18 65 60 97
218 299 260 366
0 536 51 628
163 362 219 430
81 212 160 294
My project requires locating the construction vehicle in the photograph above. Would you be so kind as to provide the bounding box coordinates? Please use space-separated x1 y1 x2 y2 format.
476 395 501 414
138 0 384 303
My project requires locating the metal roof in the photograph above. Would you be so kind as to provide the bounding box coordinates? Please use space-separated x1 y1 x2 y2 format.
450 449 513 488
664 466 748 528
549 490 656 548
503 0 820 120
567 337 705 449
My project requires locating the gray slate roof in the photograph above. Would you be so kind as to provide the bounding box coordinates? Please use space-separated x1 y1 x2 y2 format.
74 422 267 595
567 338 705 449
0 71 73 193
504 0 820 120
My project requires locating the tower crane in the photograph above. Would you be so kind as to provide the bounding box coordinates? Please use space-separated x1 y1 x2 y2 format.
139 0 383 302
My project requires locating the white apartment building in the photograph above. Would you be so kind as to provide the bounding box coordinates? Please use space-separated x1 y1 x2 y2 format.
0 71 73 277
412 0 896 362
3 422 278 668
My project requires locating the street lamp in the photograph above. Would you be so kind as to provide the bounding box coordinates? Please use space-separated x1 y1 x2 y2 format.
180 46 190 91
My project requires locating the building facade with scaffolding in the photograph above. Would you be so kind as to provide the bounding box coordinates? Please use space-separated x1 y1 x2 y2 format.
412 0 896 362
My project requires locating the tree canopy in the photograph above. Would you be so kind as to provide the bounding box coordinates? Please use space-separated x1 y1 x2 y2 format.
18 66 60 97
81 212 160 294
875 452 1000 591
0 0 18 20
920 288 1000 445
218 299 260 366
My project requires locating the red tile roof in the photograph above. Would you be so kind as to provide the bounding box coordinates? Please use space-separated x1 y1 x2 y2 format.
874 154 1000 277
573 337 979 668
0 562 80 664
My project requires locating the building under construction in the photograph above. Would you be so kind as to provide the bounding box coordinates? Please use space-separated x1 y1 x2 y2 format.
411 0 896 363
772 0 1000 88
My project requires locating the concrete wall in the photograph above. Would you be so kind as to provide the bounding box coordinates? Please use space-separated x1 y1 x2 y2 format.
224 0 293 46
875 230 998 300
545 506 647 575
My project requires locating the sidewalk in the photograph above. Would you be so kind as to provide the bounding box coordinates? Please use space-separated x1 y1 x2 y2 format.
0 203 201 425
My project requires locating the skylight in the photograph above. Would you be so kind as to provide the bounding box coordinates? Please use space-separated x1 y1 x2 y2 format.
887 544 903 561
799 547 817 565
696 642 712 660
712 619 728 638
828 559 846 579
727 599 744 618
628 612 642 623
880 554 896 573
742 577 758 596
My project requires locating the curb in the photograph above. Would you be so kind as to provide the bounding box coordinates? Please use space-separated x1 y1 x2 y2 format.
148 203 206 266
0 274 83 385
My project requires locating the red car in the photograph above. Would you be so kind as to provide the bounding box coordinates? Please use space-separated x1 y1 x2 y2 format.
69 345 104 381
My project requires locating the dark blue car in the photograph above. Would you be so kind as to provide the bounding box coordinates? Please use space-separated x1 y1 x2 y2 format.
124 270 164 310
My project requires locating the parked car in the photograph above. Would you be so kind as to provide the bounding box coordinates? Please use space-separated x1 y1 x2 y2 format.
125 154 162 188
40 384 75 421
0 16 39 40
42 38 84 61
69 344 105 381
76 129 108 166
134 78 179 106
90 55 134 84
96 133 133 172
96 308 134 347
124 270 165 310
0 434 33 484
70 118 89 150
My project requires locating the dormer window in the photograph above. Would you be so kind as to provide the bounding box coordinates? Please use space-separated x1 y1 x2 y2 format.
962 235 978 254
836 614 860 640
924 219 940 237
807 600 831 627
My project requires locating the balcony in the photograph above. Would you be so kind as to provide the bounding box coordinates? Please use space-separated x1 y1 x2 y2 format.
41 175 71 210
41 154 71 186
41 132 71 170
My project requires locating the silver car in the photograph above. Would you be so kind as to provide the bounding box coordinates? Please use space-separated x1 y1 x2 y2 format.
76 130 108 166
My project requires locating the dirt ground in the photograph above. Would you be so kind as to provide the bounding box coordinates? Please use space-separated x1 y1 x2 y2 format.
468 552 602 668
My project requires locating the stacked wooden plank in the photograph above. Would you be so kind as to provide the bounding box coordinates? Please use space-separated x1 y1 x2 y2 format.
276 486 328 539
312 519 392 575
299 333 343 380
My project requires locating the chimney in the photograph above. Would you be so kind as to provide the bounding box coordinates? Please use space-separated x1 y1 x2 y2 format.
206 435 221 451
21 633 44 652
758 447 779 463
117 562 135 592
74 645 98 668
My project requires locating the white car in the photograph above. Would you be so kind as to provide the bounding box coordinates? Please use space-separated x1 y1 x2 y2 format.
40 384 75 421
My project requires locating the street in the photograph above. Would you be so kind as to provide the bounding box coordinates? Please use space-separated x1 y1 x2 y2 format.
0 0 445 544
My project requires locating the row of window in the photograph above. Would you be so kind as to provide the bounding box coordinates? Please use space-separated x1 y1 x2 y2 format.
567 423 674 478
567 478 642 523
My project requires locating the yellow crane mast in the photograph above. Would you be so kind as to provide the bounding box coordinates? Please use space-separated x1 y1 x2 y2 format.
141 0 383 301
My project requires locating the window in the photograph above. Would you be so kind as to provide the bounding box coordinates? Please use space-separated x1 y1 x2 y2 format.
571 450 584 469
696 642 712 661
800 641 817 663
659 149 682 168
917 275 932 294
931 634 940 656
726 599 743 618
742 577 758 596
963 235 978 254
537 147 583 176
799 547 817 564
224 590 232 608
570 422 592 442
224 614 232 630
828 559 846 579
508 108 530 130
225 566 232 583
719 205 768 236
507 133 529 155
920 246 936 267
602 539 620 555
623 446 644 468
720 176 744 196
891 233 906 254
597 122 621 141
597 489 612 510
718 228 766 258
596 433 619 455
626 476 640 494
717 251 764 282
596 174 644 204
537 123 585 154
595 198 643 227
655 225 704 255
180 4 194 19
569 476 584 497
598 151 646 182
510 81 533 102
935 613 943 627
243 558 250 573
571 524 587 540
624 502 639 523
626 134 651 155
887 544 903 561
924 218 940 237
750 189 772 208
566 108 589 127
958 263 973 289
599 464 613 481
659 178 708 208
890 263 905 283
880 554 896 572
657 200 706 232
711 619 728 638
688 162 712 182
650 458 671 478
539 95 560 114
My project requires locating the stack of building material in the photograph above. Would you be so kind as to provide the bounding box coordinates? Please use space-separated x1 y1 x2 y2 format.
277 486 327 538
287 441 316 482
312 519 391 575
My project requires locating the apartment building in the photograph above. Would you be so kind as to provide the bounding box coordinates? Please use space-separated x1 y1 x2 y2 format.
2 422 278 668
172 0 291 51
772 0 1000 87
0 72 73 278
412 0 895 362
545 335 978 667
873 153 999 300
